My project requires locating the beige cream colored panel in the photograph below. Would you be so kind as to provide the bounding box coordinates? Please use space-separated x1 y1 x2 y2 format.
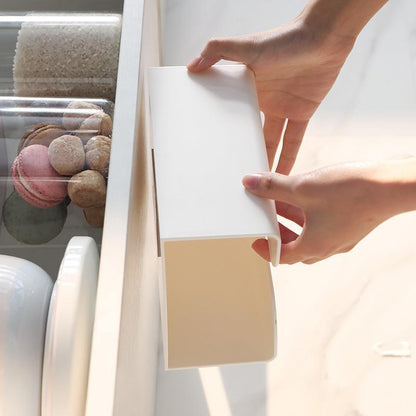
164 237 276 369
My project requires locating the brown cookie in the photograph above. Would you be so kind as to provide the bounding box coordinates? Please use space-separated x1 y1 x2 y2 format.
83 206 105 228
85 135 111 177
76 112 112 143
62 101 102 131
68 170 106 208
18 123 66 154
17 122 49 154
48 135 85 176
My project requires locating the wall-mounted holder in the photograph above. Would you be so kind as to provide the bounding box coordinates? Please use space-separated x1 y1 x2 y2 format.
149 65 280 369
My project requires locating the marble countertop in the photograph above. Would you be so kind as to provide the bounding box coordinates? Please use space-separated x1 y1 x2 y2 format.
156 0 416 414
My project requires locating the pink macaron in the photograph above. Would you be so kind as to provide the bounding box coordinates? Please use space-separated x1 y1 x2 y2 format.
11 144 68 208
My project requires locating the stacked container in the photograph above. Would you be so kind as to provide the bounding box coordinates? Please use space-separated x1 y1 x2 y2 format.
0 13 121 416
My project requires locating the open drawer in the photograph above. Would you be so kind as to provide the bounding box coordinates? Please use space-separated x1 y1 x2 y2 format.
0 0 162 415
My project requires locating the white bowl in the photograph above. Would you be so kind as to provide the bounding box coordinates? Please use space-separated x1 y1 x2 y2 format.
0 255 53 416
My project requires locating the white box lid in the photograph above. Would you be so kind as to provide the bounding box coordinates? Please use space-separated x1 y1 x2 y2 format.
149 65 279 248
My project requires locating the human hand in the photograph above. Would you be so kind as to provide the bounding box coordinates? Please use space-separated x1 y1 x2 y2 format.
187 17 355 173
242 158 416 264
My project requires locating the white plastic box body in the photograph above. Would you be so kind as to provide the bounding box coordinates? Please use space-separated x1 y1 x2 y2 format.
149 65 280 369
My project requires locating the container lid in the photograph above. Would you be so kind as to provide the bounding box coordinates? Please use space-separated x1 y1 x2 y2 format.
149 65 279 252
42 236 99 416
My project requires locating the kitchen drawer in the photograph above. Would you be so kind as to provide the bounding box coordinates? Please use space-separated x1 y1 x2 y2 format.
0 0 161 415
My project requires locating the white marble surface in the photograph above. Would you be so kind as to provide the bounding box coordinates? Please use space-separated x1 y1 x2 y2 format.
156 0 416 415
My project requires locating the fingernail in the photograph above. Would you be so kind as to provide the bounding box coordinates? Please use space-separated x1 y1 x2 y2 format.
187 56 203 69
243 174 262 189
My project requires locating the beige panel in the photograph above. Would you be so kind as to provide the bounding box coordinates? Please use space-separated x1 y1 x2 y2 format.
164 237 276 369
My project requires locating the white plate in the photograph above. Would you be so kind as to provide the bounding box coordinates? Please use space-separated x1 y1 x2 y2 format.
42 236 99 416
0 254 53 416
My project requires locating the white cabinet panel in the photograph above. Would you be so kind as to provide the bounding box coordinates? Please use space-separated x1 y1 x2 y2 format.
86 0 161 415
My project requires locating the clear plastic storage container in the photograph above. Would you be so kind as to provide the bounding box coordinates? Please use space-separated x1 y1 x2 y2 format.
0 11 122 416
0 97 114 276
0 13 121 99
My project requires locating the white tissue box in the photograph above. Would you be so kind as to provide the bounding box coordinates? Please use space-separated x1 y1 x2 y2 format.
148 65 280 369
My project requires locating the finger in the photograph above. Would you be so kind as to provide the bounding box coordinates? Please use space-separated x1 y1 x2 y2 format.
279 236 313 264
263 116 286 169
279 223 299 244
187 36 256 72
302 246 353 264
251 238 271 262
242 172 299 205
187 55 220 72
252 225 299 263
302 257 321 265
276 119 309 175
275 201 304 226
279 241 303 264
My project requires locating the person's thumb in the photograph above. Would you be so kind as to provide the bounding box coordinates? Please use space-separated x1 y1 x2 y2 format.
242 172 298 205
187 36 256 72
